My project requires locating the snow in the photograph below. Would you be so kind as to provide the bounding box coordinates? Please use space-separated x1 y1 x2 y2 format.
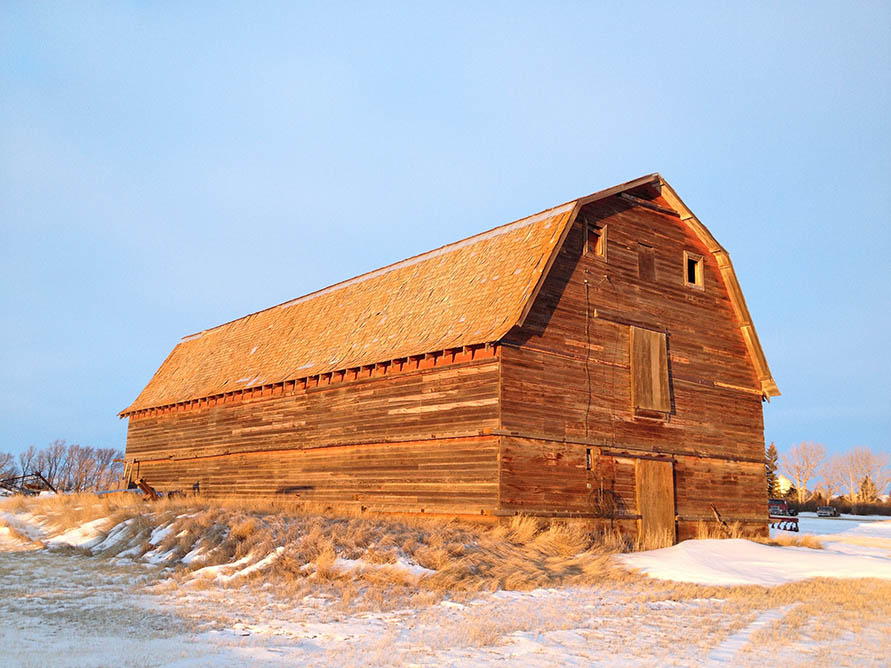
621 518 891 585
149 523 174 545
0 525 32 551
0 510 45 543
143 546 179 564
45 517 110 549
190 552 255 580
706 605 798 663
181 545 207 565
91 519 135 553
217 547 285 582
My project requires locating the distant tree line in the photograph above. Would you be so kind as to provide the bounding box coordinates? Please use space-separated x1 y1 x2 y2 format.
0 439 124 492
765 441 891 514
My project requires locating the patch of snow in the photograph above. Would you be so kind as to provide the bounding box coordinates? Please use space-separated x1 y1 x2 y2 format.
116 542 147 559
619 537 891 586
440 600 466 610
143 547 179 564
182 545 207 565
0 511 46 543
190 553 255 580
90 519 135 553
217 547 285 582
45 518 110 549
0 526 34 551
149 524 174 545
707 605 798 663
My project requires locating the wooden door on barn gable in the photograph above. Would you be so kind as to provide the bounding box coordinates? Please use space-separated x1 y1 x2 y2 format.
636 459 676 547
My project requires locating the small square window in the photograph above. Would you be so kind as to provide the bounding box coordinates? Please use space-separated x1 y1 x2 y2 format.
586 223 606 258
684 251 703 289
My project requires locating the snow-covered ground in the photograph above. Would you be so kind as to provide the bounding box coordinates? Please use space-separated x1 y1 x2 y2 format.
2 505 889 667
619 514 891 585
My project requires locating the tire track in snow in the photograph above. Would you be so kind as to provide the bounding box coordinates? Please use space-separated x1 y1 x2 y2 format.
707 604 798 664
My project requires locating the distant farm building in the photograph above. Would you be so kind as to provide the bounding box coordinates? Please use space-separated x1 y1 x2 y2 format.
121 174 779 541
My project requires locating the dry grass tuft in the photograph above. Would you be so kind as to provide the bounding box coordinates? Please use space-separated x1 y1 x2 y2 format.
695 520 745 540
635 528 676 551
752 533 824 550
1 523 43 547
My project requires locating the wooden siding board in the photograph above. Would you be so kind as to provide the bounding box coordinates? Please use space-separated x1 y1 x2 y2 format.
498 436 766 534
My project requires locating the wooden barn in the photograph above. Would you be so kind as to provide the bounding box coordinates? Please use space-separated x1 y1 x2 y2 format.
121 174 779 541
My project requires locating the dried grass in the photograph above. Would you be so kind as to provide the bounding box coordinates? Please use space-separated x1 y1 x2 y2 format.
1 494 640 606
753 533 824 550
5 493 884 630
695 520 745 540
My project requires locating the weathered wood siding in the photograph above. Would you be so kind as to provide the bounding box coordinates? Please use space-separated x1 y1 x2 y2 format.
674 456 767 539
499 436 637 516
127 359 499 460
133 435 500 514
125 359 501 513
499 195 768 533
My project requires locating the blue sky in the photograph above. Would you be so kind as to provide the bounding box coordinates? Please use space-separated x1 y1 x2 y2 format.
1 2 889 459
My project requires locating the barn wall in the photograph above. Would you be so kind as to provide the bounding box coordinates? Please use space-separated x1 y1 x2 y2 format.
133 435 499 514
125 359 502 513
507 196 762 395
500 345 765 461
674 455 768 539
499 436 637 516
498 195 768 531
126 359 500 461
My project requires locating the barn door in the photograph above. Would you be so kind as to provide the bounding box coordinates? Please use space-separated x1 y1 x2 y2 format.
636 459 676 547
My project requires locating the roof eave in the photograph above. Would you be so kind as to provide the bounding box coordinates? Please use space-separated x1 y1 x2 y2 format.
657 178 780 398
512 173 663 330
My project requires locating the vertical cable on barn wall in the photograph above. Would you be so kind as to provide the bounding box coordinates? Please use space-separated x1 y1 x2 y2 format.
594 269 619 450
584 273 592 440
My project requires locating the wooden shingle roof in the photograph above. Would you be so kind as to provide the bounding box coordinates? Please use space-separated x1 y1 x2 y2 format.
122 174 779 416
122 200 578 415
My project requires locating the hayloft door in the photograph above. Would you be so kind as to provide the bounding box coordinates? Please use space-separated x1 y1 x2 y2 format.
636 459 676 546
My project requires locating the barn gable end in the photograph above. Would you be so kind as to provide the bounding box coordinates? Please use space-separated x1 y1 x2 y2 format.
498 184 773 540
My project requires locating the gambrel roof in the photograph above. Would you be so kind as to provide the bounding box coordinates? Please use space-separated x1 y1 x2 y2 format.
121 174 778 416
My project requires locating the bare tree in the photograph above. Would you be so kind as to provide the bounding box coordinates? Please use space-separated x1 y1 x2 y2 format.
837 447 889 503
781 442 826 504
9 441 125 492
0 452 18 479
37 439 68 490
818 453 845 503
18 445 37 476
66 445 97 492
871 451 891 498
93 448 122 489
